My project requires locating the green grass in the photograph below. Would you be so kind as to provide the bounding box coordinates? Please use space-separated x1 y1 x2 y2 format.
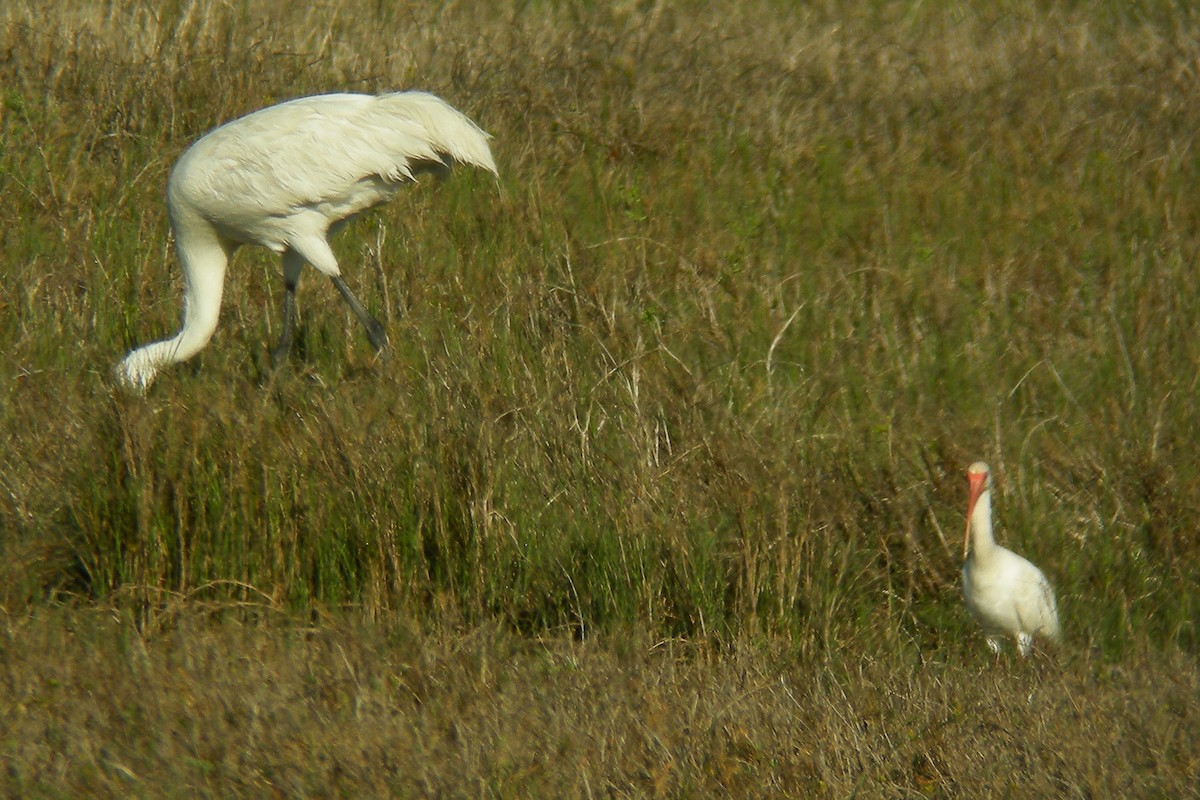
2 0 1198 644
1 1 1199 793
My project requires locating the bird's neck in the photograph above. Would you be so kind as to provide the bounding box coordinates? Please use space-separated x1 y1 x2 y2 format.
969 489 998 560
117 224 229 391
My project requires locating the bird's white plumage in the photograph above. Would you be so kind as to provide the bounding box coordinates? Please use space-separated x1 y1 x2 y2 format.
961 462 1061 656
117 91 497 390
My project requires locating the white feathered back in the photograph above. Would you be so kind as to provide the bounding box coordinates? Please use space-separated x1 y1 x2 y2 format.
170 91 497 234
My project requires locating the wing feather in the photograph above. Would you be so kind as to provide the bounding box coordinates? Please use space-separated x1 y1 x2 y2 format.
170 92 496 229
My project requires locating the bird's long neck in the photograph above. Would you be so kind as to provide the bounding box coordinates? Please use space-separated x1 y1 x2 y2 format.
117 217 230 389
968 488 998 561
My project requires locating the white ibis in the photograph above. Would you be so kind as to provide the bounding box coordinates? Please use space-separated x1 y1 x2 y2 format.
116 91 497 390
961 461 1061 656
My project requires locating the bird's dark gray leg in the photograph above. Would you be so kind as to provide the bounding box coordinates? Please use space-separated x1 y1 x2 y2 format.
272 251 304 367
330 274 388 352
287 234 388 354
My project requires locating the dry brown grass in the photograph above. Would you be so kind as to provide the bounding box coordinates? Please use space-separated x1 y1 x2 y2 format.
1 609 1196 798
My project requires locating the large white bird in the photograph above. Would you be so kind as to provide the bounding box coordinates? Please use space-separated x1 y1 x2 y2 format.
961 461 1061 656
116 91 497 390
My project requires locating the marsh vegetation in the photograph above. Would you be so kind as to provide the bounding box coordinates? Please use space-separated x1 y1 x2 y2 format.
1 1 1197 795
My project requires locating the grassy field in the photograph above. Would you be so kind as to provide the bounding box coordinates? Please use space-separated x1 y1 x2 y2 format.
1 0 1198 795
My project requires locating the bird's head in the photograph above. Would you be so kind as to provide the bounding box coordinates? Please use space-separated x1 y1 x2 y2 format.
115 351 158 394
963 461 992 559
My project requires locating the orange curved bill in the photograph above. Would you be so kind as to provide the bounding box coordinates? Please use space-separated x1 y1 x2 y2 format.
963 470 987 560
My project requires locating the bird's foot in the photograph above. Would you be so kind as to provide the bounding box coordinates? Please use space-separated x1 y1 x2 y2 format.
364 319 388 353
